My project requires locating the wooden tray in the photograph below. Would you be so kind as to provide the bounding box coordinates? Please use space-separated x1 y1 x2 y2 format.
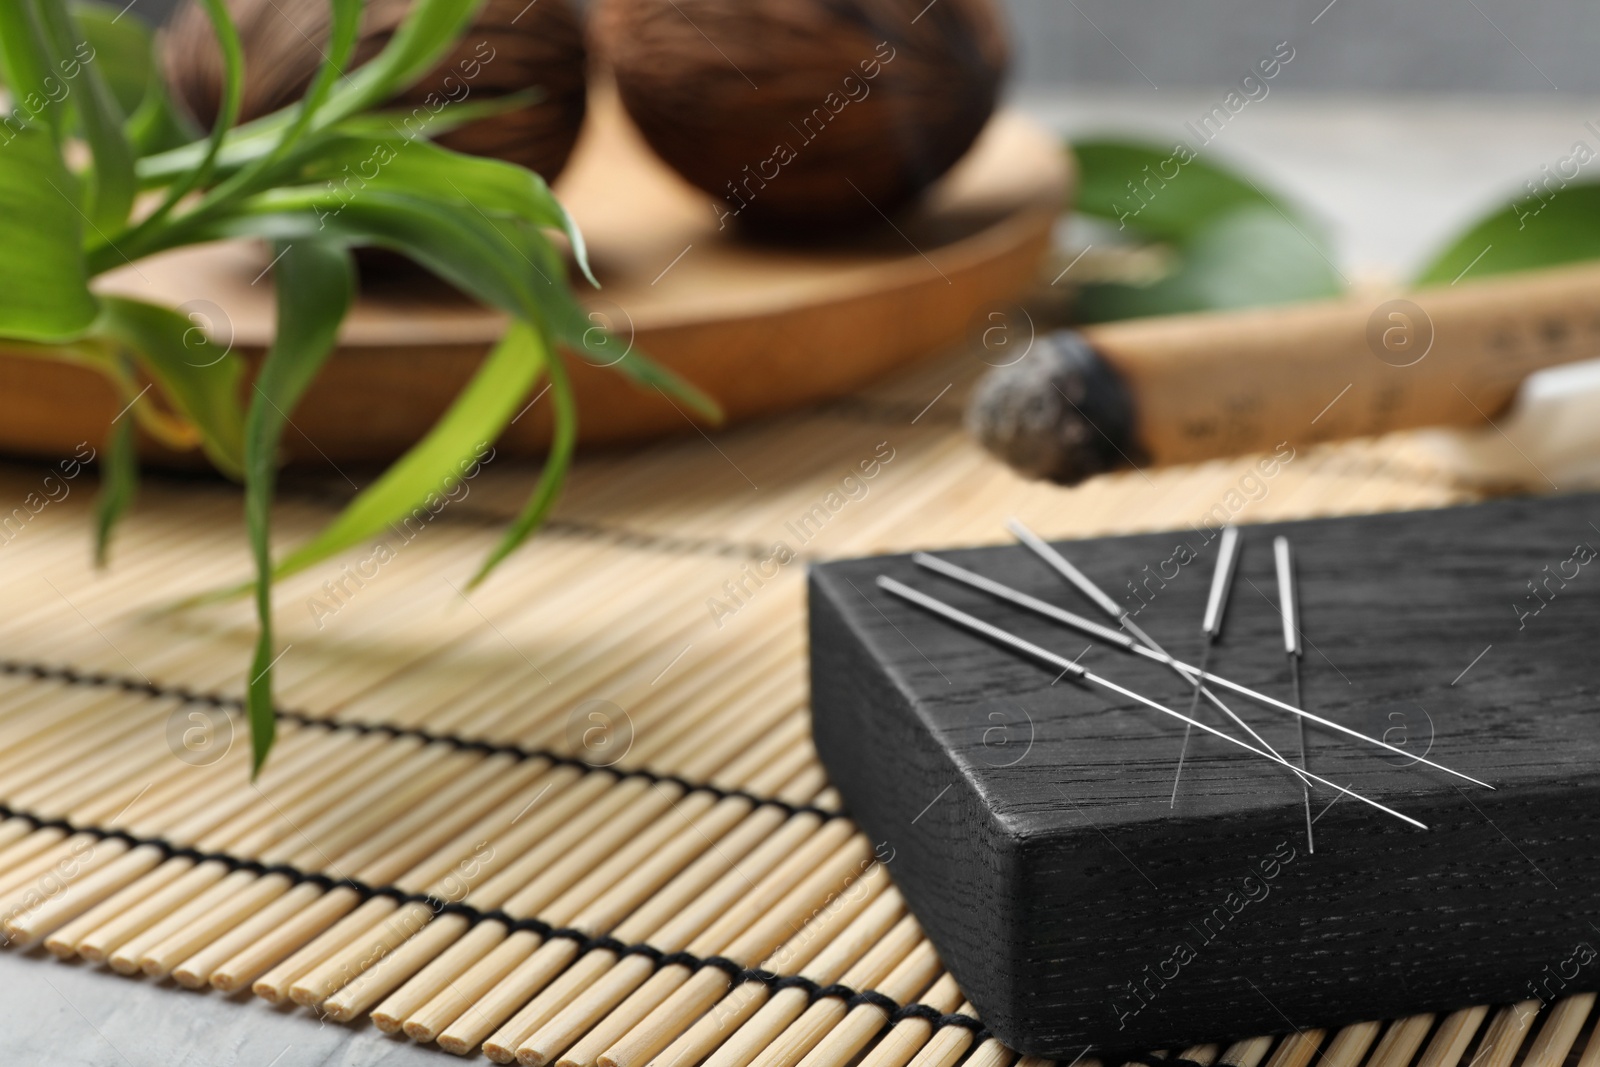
0 92 1070 465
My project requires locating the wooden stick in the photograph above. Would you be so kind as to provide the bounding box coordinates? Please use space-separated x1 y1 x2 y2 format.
900 1002 982 1067
139 872 293 978
172 881 325 989
479 806 799 1061
650 890 906 1067
289 899 435 1007
594 836 875 1067
1219 1034 1276 1067
1320 1023 1383 1067
251 757 569 1002
442 794 761 1054
252 895 399 1003
770 940 942 1067
1470 1001 1543 1067
340 914 480 1027
536 867 893 1067
44 855 191 958
108 867 258 974
0 834 110 918
955 1038 1017 1067
720 909 922 1067
1521 994 1595 1067
473 943 611 1060
634 977 771 1067
407 780 704 1041
212 886 362 993
1363 1015 1435 1067
3 840 159 944
341 773 647 1028
1575 1004 1600 1067
182 755 553 990
1260 1032 1326 1067
505 816 846 1067
402 922 542 1042
970 261 1600 481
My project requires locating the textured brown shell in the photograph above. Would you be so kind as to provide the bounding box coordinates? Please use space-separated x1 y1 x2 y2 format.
162 0 588 181
593 0 1008 232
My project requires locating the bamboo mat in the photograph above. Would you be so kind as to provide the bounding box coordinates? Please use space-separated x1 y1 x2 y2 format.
1 347 1592 1067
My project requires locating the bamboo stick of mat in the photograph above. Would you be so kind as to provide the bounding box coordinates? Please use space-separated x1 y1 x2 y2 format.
15 591 812 991
441 796 789 1055
851 974 965 1067
711 911 925 1067
474 804 809 1060
480 818 857 1066
636 888 908 1067
532 862 896 1067
339 742 838 1043
452 811 858 1057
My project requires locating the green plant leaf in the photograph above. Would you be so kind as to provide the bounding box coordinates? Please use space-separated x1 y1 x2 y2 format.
343 88 542 141
0 125 98 342
95 297 247 475
470 347 574 587
1074 205 1343 322
134 91 538 190
136 117 289 190
538 283 721 420
69 1 148 114
272 320 546 582
121 0 360 274
1415 182 1600 287
93 406 137 566
111 0 244 255
219 189 558 334
318 0 488 125
276 0 361 147
1072 138 1300 243
37 0 134 230
70 0 193 155
0 0 64 136
295 134 594 283
124 73 195 157
244 240 355 776
218 191 720 418
129 0 494 188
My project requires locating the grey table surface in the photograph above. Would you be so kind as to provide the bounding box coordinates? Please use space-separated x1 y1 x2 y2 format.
2 89 1591 1063
0 947 446 1065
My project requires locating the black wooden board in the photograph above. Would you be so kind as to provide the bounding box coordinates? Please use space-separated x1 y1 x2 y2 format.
808 494 1600 1057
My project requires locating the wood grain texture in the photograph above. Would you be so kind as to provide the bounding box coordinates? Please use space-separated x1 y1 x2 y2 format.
0 90 1066 466
809 494 1600 1056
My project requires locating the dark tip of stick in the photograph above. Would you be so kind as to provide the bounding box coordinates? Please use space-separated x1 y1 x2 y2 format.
964 330 1142 485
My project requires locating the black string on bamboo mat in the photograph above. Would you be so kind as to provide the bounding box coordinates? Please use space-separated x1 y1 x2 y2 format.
0 658 843 821
0 801 984 1033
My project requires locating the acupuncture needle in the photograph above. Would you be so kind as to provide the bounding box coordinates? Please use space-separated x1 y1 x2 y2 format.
876 575 1428 831
1274 536 1315 855
1005 518 1292 773
1173 525 1242 807
908 551 1493 790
